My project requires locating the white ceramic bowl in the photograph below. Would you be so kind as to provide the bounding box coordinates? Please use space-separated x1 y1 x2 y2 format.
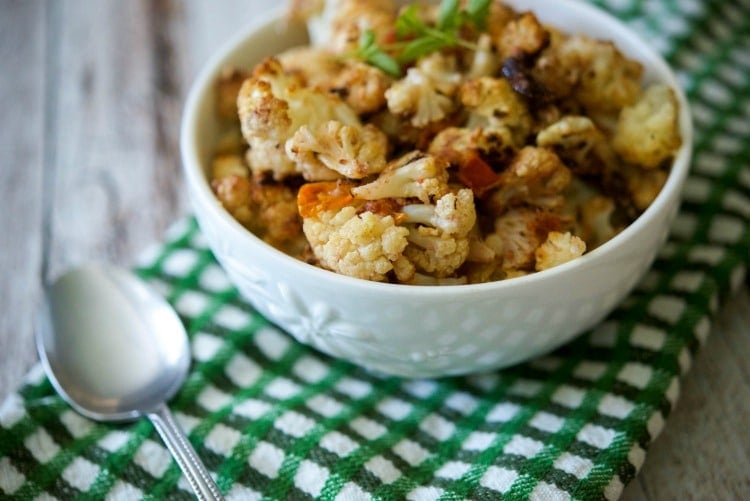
181 0 693 378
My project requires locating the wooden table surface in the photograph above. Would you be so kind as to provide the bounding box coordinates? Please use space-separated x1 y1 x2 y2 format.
1 1 748 499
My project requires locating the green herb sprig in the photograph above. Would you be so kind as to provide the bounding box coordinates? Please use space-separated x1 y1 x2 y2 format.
355 0 492 77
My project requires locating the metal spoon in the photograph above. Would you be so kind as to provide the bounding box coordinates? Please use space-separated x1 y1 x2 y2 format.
36 264 223 500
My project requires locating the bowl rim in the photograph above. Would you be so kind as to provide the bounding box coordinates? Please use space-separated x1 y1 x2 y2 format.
180 0 693 297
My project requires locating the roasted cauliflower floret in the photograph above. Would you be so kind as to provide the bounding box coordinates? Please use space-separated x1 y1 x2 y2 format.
352 151 450 204
212 174 254 228
385 52 463 127
287 120 389 180
211 155 303 249
238 59 305 179
402 188 476 236
329 61 391 115
278 46 391 115
429 126 516 198
622 164 668 211
211 154 253 226
533 34 643 112
460 76 532 146
536 116 617 176
238 57 386 181
352 152 476 279
276 45 342 87
400 189 476 277
485 1 517 43
297 180 410 281
303 205 410 282
429 126 501 165
578 195 620 249
486 207 569 270
466 223 497 264
573 36 643 112
250 181 305 248
495 11 550 60
613 84 682 169
237 58 355 179
534 231 586 271
293 0 396 54
485 146 572 213
403 225 470 278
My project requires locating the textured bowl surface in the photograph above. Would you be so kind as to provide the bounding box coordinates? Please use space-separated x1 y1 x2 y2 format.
181 0 693 378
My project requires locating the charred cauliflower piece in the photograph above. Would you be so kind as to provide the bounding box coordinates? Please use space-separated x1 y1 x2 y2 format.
291 0 396 54
622 164 669 211
536 116 617 176
287 120 389 180
329 61 391 115
385 52 463 127
485 1 518 44
211 154 303 249
533 34 643 113
486 207 569 271
352 151 450 204
485 146 572 213
428 126 513 198
460 76 532 147
429 126 497 165
276 45 342 89
495 11 550 60
534 231 586 271
278 47 391 115
613 84 682 169
211 169 254 228
237 57 387 181
251 182 305 249
579 195 620 249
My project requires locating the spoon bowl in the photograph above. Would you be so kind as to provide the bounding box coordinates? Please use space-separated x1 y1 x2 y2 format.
36 264 223 500
37 265 189 420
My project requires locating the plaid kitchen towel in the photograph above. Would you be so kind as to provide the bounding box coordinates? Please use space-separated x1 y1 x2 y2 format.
2 1 749 500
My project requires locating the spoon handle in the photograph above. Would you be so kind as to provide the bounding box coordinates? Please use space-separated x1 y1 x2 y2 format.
148 404 224 500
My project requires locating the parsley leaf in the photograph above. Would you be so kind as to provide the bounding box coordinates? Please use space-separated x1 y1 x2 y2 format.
356 29 402 77
467 0 493 30
437 0 461 31
353 0 491 76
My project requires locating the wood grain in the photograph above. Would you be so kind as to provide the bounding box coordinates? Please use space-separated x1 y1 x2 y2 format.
0 0 46 394
44 0 187 280
621 287 750 500
0 2 747 499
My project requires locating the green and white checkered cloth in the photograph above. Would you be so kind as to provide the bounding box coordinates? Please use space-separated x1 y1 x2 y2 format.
2 1 749 499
